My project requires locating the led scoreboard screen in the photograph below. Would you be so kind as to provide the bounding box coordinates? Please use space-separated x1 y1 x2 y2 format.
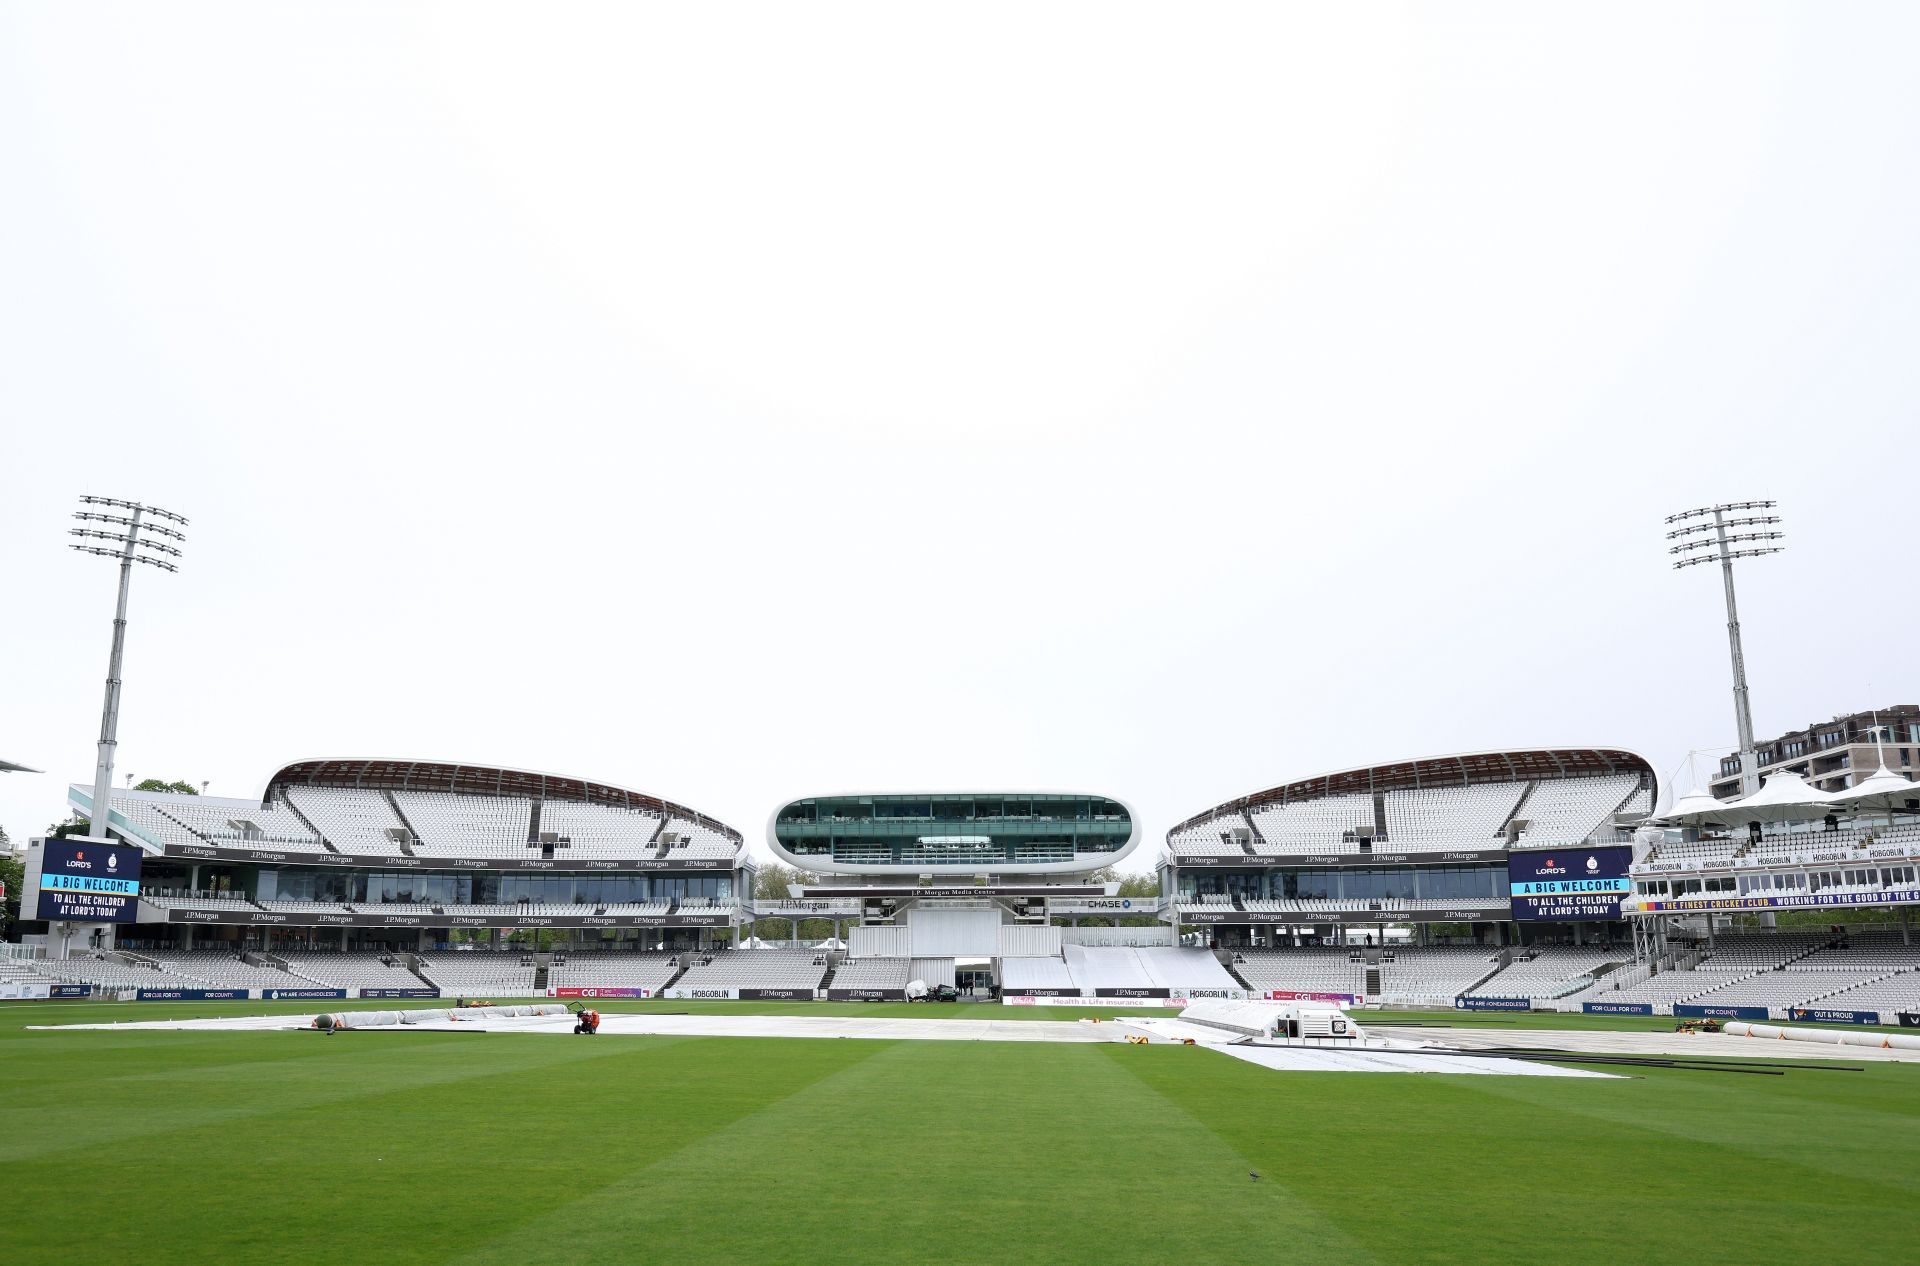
1508 845 1632 921
30 838 144 923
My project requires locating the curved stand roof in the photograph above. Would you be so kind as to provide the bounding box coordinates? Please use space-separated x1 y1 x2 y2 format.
1171 746 1655 836
266 757 742 843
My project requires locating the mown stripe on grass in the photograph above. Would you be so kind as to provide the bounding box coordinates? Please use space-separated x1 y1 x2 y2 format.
0 1031 702 1165
1451 1061 1920 1195
0 1033 876 1266
454 1038 1378 1266
1121 1048 1920 1263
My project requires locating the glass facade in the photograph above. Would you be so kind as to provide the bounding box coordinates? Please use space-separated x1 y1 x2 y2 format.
1178 865 1503 902
774 794 1131 867
256 868 731 905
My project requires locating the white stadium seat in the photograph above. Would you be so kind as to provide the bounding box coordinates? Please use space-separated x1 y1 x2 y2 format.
672 951 828 993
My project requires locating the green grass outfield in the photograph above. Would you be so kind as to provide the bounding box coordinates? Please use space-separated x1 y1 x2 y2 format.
4 998 1918 1264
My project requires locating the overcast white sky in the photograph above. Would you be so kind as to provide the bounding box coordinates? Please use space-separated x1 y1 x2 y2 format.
2 4 1914 868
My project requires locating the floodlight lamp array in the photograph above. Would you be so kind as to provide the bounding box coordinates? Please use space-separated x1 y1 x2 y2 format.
1662 499 1777 525
1672 546 1783 571
73 511 187 541
79 495 188 527
68 544 179 572
1669 531 1785 558
69 496 189 574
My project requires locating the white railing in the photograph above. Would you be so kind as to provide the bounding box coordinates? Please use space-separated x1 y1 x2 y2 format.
1636 839 1916 876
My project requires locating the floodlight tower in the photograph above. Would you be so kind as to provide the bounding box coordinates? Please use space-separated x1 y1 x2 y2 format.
69 496 188 837
1665 501 1784 796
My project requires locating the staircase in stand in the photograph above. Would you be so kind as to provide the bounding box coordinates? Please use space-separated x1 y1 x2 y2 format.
1456 959 1506 998
1500 781 1538 838
1221 955 1256 992
659 956 693 992
401 954 437 990
383 792 422 856
1238 809 1267 854
530 801 563 857
276 795 343 854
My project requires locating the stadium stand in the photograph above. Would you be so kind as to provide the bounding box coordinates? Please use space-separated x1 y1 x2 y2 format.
417 953 542 996
1236 896 1509 915
1569 971 1743 1010
1471 946 1629 1000
111 775 738 869
1229 948 1367 997
1001 956 1078 993
535 800 663 856
142 890 256 913
662 820 739 860
1750 827 1878 855
1249 793 1374 854
153 798 329 851
1383 783 1520 847
1684 970 1902 1011
281 786 410 853
392 791 533 856
672 951 828 993
1135 947 1243 993
1792 932 1920 971
1560 934 1841 1012
1168 815 1250 857
1377 946 1500 1001
1513 773 1643 846
1545 934 1920 1016
1700 932 1831 970
282 952 429 992
546 953 680 993
828 958 912 993
1813 971 1920 1013
112 798 217 852
256 900 356 914
1644 836 1745 867
1063 945 1159 993
154 952 317 990
1226 766 1648 858
0 959 63 989
41 954 180 992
